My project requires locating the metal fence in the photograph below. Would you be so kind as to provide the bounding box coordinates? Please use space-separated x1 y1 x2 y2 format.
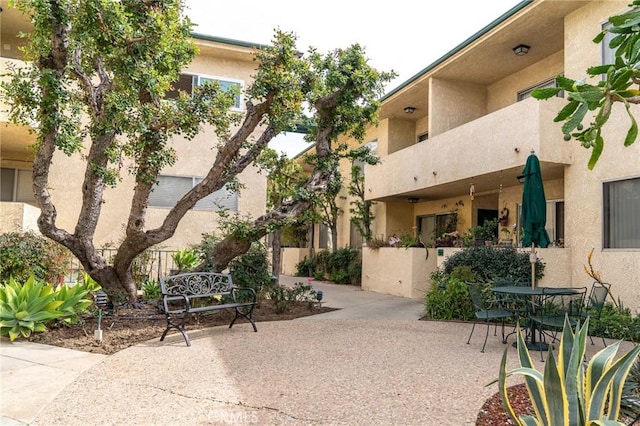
63 249 179 286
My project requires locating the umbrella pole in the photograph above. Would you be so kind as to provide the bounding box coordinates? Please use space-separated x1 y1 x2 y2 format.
530 243 536 289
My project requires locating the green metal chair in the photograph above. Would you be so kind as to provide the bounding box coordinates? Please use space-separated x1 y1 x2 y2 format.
529 287 587 361
465 282 514 353
582 282 611 346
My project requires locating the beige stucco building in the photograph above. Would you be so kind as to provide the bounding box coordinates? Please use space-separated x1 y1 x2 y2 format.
1 6 267 250
289 0 639 311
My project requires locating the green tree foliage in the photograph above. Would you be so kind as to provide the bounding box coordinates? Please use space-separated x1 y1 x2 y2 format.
256 148 309 276
1 0 393 302
532 1 640 169
347 145 379 243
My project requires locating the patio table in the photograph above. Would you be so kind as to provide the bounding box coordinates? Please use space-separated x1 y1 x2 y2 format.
492 286 581 351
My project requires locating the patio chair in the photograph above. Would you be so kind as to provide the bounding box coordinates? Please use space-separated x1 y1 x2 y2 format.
465 282 514 353
529 287 587 361
582 282 611 346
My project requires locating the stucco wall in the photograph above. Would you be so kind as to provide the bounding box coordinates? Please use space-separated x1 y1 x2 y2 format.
562 1 640 311
280 248 308 276
387 119 416 155
428 78 486 137
487 50 564 113
0 202 40 234
362 247 436 299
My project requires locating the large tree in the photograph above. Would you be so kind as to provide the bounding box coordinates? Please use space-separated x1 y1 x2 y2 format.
2 0 393 302
532 1 639 169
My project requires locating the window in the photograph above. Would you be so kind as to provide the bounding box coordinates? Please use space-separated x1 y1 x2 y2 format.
1 168 36 204
515 200 564 247
349 222 364 248
148 175 237 211
545 200 564 246
603 177 640 249
417 213 456 245
318 223 330 249
517 78 563 101
166 73 243 110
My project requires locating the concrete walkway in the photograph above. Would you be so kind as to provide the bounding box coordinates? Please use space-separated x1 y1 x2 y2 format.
0 277 628 425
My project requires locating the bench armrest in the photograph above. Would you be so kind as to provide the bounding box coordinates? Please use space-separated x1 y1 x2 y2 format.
162 294 191 313
231 286 257 304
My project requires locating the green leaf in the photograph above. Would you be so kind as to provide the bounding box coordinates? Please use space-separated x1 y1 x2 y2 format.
587 65 613 76
624 103 638 147
562 103 588 135
531 87 561 100
556 75 577 91
587 134 604 170
554 100 579 122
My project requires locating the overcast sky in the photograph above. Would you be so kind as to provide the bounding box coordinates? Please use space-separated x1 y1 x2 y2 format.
184 1 523 157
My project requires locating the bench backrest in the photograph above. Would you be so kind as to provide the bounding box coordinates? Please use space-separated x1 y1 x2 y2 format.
160 272 233 297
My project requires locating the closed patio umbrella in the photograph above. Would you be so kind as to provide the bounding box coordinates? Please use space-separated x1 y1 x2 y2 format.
520 151 550 289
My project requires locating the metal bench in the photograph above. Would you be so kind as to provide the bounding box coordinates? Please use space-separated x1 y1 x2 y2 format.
159 272 257 346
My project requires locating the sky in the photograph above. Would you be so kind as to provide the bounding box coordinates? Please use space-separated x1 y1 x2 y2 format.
185 1 523 157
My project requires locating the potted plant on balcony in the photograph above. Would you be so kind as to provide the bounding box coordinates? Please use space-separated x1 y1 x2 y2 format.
500 227 513 248
472 218 499 247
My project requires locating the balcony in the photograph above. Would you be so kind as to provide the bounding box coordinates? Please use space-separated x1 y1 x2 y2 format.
365 97 571 202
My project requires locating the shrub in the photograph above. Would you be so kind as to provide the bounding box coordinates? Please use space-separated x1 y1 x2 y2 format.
229 242 273 300
191 232 219 271
295 248 362 285
589 302 640 343
442 246 544 283
424 275 475 321
265 282 317 313
0 232 72 284
295 257 313 277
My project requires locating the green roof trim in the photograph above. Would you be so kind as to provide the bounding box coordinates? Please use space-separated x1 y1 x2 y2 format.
190 33 271 50
381 0 534 100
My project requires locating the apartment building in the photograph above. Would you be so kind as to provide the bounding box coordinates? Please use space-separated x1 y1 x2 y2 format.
0 6 268 250
322 0 639 308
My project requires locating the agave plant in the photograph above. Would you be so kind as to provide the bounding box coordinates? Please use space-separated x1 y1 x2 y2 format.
498 316 640 425
53 281 96 324
171 249 200 273
0 276 64 341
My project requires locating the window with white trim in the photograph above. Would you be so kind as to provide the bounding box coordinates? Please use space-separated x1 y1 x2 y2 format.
148 175 238 211
1 168 36 204
603 177 640 249
166 73 243 110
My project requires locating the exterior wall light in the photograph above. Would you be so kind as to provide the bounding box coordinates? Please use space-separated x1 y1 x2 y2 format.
404 106 416 114
513 44 530 56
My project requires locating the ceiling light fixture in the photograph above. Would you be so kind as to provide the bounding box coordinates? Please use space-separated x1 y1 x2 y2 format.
404 106 416 114
513 44 530 56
